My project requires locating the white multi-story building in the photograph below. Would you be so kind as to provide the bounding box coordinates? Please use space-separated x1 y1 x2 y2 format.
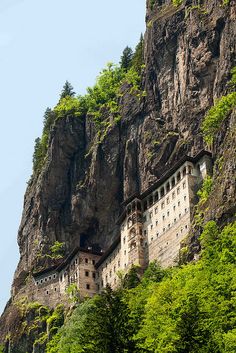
31 150 212 304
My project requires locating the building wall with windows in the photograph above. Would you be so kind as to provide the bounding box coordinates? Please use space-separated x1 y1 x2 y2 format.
31 151 212 305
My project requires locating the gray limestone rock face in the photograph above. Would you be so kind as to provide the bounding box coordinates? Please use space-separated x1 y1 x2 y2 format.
0 0 235 349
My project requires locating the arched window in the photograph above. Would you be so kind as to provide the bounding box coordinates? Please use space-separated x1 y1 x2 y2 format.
129 227 136 240
128 217 133 228
177 172 181 182
143 200 148 211
149 195 153 206
154 191 159 202
137 201 142 211
166 182 170 193
183 166 187 177
188 166 193 175
171 177 176 188
160 187 165 198
130 240 136 250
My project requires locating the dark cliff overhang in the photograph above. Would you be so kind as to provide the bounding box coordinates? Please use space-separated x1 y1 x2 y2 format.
32 264 60 278
95 237 121 269
117 150 212 224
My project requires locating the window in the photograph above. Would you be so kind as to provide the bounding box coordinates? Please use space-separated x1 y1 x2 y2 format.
53 274 56 279
150 224 153 230
166 182 170 193
85 258 88 264
185 208 188 213
143 200 148 211
167 211 170 217
45 278 47 282
85 271 89 277
86 284 90 290
150 211 153 219
156 232 159 237
46 290 49 295
92 260 95 265
185 225 188 229
188 166 193 174
177 172 181 182
161 202 165 209
183 167 187 176
173 205 176 211
176 233 179 238
181 228 183 233
93 272 96 279
149 195 153 206
49 276 51 280
144 230 147 236
156 220 158 226
172 192 175 199
177 187 180 195
154 192 159 202
151 237 153 241
110 270 112 278
118 260 120 267
167 197 170 204
160 187 165 198
184 195 187 201
75 258 78 264
168 224 171 228
183 181 186 189
179 213 181 218
55 288 57 292
123 237 126 244
36 281 39 285
143 215 147 222
155 207 158 214
178 201 180 207
124 250 126 255
174 218 177 223
171 177 176 188
163 227 166 233
162 215 165 220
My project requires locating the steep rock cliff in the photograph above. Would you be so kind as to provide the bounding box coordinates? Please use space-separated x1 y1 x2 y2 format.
0 0 235 349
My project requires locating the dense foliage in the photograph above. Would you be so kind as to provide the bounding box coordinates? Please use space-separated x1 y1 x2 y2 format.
202 67 236 145
42 220 236 353
32 37 144 174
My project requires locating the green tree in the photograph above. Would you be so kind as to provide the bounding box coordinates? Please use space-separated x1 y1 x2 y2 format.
120 46 133 71
131 34 144 75
60 81 75 99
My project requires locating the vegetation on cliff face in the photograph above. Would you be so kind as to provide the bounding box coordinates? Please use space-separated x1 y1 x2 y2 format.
202 67 236 146
32 36 145 175
29 220 236 353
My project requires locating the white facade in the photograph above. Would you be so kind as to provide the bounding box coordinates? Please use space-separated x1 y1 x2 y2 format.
32 151 212 302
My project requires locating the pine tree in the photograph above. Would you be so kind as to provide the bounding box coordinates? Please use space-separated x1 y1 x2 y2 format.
60 81 75 99
120 46 133 71
131 34 144 74
42 107 55 134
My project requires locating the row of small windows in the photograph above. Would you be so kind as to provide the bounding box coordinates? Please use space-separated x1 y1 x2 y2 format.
144 224 189 244
36 273 57 285
145 198 187 222
144 211 188 236
142 168 191 211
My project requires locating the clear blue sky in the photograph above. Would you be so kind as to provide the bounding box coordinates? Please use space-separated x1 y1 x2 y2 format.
0 0 146 314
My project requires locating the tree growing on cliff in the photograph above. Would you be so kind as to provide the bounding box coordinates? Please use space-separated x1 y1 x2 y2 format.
120 46 133 71
131 34 144 75
60 81 75 99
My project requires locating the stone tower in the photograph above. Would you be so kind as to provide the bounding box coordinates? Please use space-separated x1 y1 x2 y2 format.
126 198 145 269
